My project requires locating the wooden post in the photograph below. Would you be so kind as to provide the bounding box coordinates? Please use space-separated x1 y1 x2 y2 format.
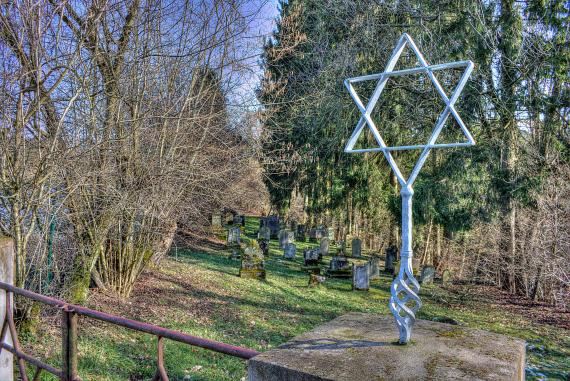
62 307 79 381
0 237 14 381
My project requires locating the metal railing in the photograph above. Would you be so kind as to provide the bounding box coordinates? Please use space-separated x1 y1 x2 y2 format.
0 281 260 381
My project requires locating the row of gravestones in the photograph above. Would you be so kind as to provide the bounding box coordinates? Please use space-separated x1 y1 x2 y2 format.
227 218 453 286
258 216 335 243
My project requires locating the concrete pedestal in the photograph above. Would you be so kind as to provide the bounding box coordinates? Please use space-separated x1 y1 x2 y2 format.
248 313 525 381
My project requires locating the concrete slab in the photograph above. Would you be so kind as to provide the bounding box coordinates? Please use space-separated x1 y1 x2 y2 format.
248 313 525 381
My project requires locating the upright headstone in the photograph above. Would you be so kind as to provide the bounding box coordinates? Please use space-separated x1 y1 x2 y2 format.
303 249 320 267
337 240 347 256
278 229 294 249
296 224 306 241
413 258 421 276
258 226 270 241
442 269 452 286
233 214 245 227
283 243 296 260
353 263 370 291
0 237 14 380
211 212 222 228
258 239 269 256
351 238 362 258
267 216 280 239
327 227 335 241
227 227 241 245
240 243 266 279
369 256 380 280
328 255 352 278
384 245 397 273
319 237 330 257
420 266 435 285
229 244 243 260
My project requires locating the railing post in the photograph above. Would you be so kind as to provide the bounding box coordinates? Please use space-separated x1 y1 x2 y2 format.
0 237 14 381
62 307 79 381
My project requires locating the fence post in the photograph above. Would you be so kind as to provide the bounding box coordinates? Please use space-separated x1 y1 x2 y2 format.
0 237 14 381
62 307 79 381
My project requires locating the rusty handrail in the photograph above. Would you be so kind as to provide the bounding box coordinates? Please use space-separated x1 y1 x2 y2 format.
0 281 260 380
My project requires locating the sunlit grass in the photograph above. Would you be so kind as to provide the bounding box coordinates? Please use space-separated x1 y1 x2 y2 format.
21 216 570 380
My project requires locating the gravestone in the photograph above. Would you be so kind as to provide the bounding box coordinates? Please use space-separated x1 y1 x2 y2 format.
413 258 421 276
308 274 326 288
420 265 435 285
392 261 400 278
267 216 281 239
328 255 352 278
227 227 241 245
368 256 380 280
327 227 335 241
296 224 306 241
336 240 346 256
351 238 362 258
278 229 294 249
309 226 327 242
233 214 245 226
303 249 320 266
258 226 270 241
384 245 397 273
229 244 243 260
283 243 296 260
442 269 452 285
239 243 266 279
258 239 269 257
352 263 370 291
319 237 330 257
211 212 222 228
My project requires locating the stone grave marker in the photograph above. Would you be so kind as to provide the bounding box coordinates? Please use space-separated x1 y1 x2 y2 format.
227 226 241 245
303 249 320 266
283 243 296 259
327 227 335 241
369 256 380 279
442 269 452 285
258 239 269 256
229 244 244 260
267 215 281 239
351 238 362 258
308 274 326 288
239 243 266 279
413 258 420 276
420 266 435 285
278 229 294 249
384 245 397 273
319 237 330 257
233 214 245 226
337 240 346 256
211 212 222 228
353 263 370 291
258 226 270 241
328 255 352 278
296 224 306 241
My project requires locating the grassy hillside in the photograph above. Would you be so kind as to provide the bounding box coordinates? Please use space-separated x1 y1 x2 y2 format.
22 216 569 380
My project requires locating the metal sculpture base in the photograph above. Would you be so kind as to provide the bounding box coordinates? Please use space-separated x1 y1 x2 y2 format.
389 253 421 344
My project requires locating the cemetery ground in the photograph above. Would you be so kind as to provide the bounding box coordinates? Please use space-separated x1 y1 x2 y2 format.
20 217 569 381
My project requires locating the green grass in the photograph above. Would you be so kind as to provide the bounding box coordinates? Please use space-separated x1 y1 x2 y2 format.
22 216 570 380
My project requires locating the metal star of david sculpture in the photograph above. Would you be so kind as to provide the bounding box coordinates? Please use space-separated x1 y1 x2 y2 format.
343 33 474 344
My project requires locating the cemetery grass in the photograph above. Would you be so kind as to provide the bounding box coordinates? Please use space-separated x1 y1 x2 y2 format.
21 216 570 380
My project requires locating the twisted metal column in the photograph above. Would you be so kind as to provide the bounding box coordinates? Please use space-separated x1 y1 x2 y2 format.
389 187 421 344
